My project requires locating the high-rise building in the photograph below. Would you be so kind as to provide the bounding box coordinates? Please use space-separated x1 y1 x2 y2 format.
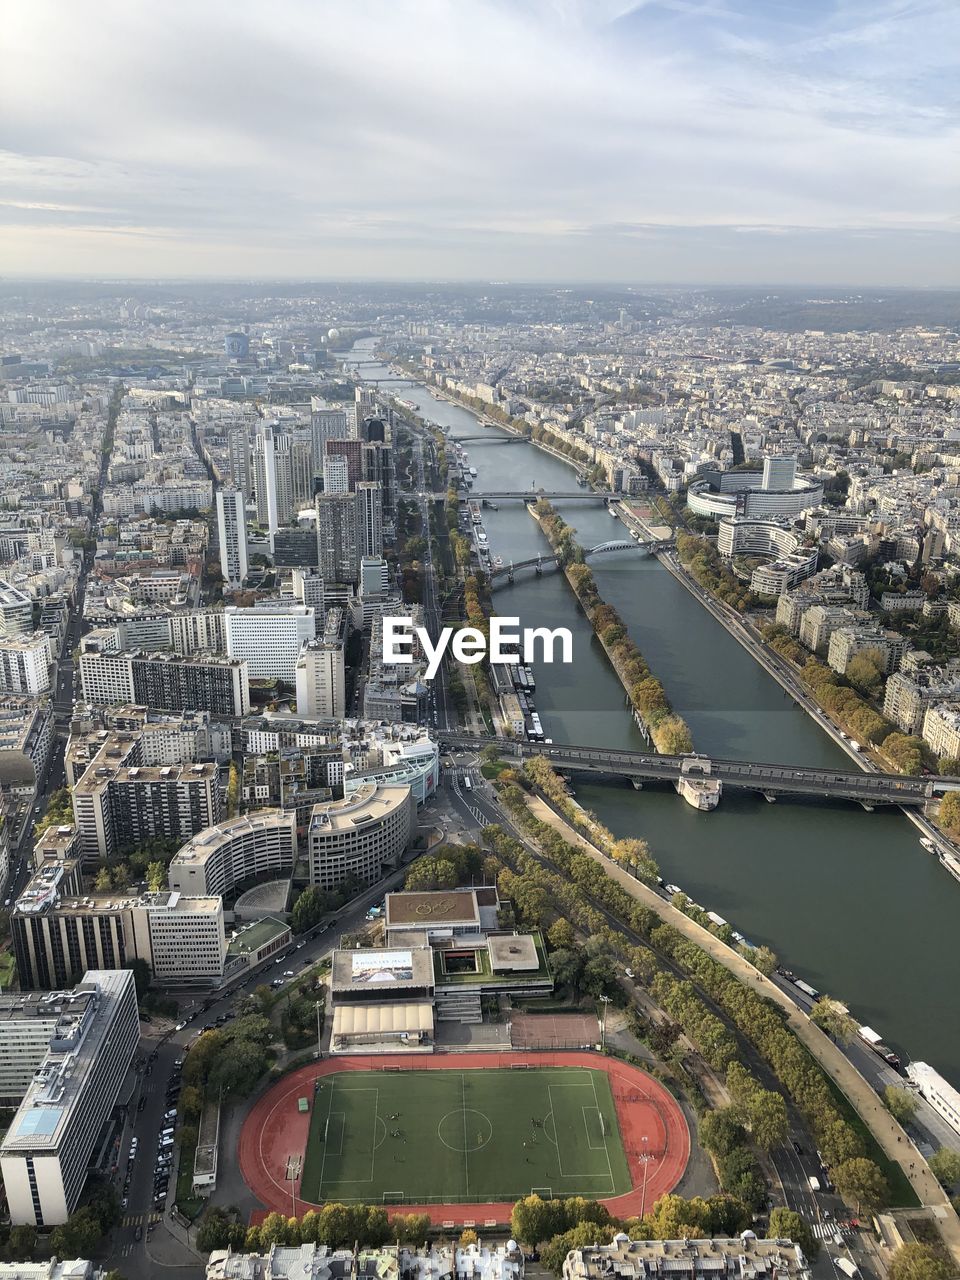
322 453 350 494
216 488 248 588
316 491 361 584
324 438 363 488
761 455 797 491
357 481 384 558
252 425 293 533
310 405 349 461
226 427 252 498
224 602 316 680
291 568 325 623
0 635 51 696
295 610 346 718
168 810 298 898
290 432 315 507
169 609 227 656
0 970 139 1225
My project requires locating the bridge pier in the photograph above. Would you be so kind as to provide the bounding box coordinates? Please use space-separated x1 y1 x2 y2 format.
860 802 875 812
762 793 777 803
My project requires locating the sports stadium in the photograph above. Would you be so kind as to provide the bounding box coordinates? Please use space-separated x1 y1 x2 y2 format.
239 1051 690 1224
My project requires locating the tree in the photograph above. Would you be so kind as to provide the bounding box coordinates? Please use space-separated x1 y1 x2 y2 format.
7 1225 36 1260
810 997 857 1044
767 1208 819 1260
938 791 960 839
291 886 329 934
209 1038 268 1097
845 649 885 697
581 954 618 1000
50 1207 102 1257
833 1157 890 1213
127 957 151 999
883 1086 918 1127
459 1229 479 1246
146 860 166 891
550 947 585 993
699 1108 746 1158
928 1147 960 1189
393 1213 432 1245
888 1243 953 1280
548 918 575 950
511 1194 555 1247
94 867 113 893
746 1091 789 1152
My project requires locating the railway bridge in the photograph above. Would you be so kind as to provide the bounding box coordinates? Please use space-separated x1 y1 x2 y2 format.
439 733 958 808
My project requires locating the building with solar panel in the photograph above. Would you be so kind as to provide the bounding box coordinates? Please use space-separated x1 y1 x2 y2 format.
0 970 139 1225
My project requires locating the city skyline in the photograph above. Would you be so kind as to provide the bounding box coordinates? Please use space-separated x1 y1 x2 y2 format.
1 0 958 284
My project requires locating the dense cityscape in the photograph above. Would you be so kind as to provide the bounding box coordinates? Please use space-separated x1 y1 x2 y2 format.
0 280 955 1280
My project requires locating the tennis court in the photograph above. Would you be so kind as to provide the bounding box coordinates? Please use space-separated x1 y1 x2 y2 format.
298 1065 631 1205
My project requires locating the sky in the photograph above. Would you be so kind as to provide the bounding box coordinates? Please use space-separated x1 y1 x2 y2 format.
0 0 958 284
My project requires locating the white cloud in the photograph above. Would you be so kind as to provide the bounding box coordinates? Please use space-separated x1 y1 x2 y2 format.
0 0 956 280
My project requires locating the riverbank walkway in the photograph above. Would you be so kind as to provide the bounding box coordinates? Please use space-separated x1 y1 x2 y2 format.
525 793 960 1265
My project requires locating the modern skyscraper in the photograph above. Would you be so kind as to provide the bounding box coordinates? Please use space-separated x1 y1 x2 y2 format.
357 481 384 558
216 488 248 588
316 490 361 584
322 453 350 494
252 424 294 533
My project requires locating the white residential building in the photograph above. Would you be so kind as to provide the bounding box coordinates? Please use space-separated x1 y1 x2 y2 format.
295 610 346 718
0 970 139 1225
0 635 51 695
216 488 248 588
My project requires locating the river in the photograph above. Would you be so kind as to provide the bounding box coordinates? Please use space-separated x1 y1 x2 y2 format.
345 339 960 1089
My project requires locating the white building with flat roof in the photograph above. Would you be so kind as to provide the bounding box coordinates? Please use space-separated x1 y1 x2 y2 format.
168 810 298 899
224 603 316 681
216 488 248 589
308 783 413 890
0 970 139 1225
0 635 51 696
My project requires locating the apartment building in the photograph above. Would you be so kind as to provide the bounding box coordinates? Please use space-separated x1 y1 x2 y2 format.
294 610 346 718
80 646 248 716
216 487 248 588
168 810 298 898
72 761 222 861
0 970 139 1224
562 1236 810 1280
307 783 413 890
0 635 51 696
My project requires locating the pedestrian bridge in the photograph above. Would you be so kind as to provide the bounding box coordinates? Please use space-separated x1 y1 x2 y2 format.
439 733 954 808
489 539 675 586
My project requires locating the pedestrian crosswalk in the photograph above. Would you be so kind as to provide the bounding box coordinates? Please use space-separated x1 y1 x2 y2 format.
812 1222 853 1241
122 1211 163 1227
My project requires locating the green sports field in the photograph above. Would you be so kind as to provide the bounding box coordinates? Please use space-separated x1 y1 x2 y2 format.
299 1066 631 1205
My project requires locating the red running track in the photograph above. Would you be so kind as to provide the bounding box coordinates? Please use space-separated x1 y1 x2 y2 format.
238 1051 690 1226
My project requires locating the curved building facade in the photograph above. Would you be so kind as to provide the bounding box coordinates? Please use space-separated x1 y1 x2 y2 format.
168 810 298 898
718 516 819 597
308 783 413 891
687 457 823 521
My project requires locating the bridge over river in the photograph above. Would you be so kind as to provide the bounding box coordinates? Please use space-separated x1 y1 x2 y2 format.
439 732 960 808
489 538 675 585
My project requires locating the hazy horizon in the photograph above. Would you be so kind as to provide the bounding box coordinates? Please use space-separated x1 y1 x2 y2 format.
2 0 957 286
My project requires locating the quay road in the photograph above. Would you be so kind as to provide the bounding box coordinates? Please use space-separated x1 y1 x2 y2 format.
439 733 957 808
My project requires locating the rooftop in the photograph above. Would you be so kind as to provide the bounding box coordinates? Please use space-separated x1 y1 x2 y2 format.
0 970 135 1154
385 888 480 928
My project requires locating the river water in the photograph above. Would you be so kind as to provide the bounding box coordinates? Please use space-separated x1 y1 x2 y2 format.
346 340 960 1088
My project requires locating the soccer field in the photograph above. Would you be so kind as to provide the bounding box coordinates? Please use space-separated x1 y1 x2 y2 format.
298 1066 632 1205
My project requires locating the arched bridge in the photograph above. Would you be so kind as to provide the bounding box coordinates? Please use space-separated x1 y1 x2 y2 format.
489 538 675 586
439 733 957 809
467 490 617 503
452 433 527 444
